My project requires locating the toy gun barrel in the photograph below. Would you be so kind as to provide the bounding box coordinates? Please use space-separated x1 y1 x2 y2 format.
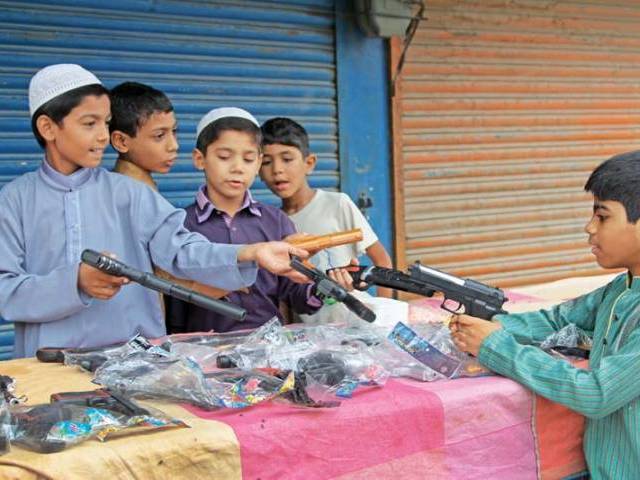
347 265 436 298
81 249 246 321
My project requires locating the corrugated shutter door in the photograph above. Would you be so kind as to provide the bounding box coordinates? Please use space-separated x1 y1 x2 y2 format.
392 0 639 288
0 0 338 359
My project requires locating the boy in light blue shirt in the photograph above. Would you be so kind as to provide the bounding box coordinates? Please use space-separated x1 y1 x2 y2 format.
0 64 308 357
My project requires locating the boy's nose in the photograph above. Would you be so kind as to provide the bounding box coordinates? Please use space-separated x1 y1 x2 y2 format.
168 133 179 152
230 159 245 172
273 159 285 173
584 217 596 234
97 123 109 144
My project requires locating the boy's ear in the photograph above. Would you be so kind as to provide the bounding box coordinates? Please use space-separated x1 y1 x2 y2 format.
36 115 57 143
192 148 205 170
304 154 317 175
110 130 130 154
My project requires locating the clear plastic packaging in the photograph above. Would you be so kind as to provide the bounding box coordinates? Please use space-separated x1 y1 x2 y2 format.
0 399 10 455
215 319 390 399
539 324 592 359
540 324 592 350
4 397 185 454
388 321 491 380
64 334 170 372
93 351 219 409
204 369 296 408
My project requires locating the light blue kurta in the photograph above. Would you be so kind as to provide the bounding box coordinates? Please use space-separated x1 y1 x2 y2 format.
0 161 257 357
480 273 640 479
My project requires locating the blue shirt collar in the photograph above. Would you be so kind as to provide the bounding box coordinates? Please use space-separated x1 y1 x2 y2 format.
195 185 261 223
40 157 94 190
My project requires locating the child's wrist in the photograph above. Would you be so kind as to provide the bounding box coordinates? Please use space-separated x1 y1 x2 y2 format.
237 243 264 263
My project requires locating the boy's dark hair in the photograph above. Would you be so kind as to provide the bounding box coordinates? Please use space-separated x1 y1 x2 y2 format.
109 82 173 136
584 150 640 223
260 117 310 157
196 117 262 154
31 83 109 148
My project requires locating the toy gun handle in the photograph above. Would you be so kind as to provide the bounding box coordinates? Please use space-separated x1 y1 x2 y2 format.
81 249 246 321
290 257 376 323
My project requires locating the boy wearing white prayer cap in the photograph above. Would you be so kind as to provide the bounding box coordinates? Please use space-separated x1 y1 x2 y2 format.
0 64 310 358
165 107 325 334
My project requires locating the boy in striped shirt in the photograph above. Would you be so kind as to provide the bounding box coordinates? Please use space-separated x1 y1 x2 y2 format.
450 150 640 479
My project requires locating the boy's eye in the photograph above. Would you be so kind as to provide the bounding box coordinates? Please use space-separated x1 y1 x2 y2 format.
84 121 96 127
283 156 294 162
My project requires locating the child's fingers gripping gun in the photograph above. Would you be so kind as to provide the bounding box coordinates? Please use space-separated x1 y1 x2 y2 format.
290 256 376 323
343 262 507 320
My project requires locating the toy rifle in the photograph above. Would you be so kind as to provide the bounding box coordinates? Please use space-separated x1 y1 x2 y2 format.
342 262 507 320
158 228 364 300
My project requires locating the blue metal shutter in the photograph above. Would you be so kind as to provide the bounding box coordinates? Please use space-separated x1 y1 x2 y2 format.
0 0 339 359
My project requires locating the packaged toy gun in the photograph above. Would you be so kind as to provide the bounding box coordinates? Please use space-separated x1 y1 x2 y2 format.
290 257 376 322
10 389 160 453
81 249 246 321
50 388 149 416
36 334 170 371
344 262 507 320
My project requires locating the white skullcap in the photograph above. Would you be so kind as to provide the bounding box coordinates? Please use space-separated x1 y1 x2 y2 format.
29 64 102 117
196 107 259 139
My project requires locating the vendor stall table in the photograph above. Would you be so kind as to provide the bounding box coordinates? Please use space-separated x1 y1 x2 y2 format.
0 274 613 480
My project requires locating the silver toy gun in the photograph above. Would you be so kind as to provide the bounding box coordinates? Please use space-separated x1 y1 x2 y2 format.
342 262 507 320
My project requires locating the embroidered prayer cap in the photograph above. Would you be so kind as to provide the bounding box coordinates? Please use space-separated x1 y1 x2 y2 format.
29 64 102 117
196 107 260 139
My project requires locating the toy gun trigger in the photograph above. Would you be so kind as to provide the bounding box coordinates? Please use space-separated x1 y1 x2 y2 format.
441 298 465 315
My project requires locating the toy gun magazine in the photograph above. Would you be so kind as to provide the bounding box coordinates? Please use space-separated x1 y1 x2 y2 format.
345 262 507 320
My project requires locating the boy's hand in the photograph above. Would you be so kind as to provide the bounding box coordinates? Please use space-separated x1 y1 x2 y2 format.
78 252 129 300
238 242 310 283
449 314 502 356
327 258 359 291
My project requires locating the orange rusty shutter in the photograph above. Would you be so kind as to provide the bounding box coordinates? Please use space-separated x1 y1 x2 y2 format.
391 0 640 288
